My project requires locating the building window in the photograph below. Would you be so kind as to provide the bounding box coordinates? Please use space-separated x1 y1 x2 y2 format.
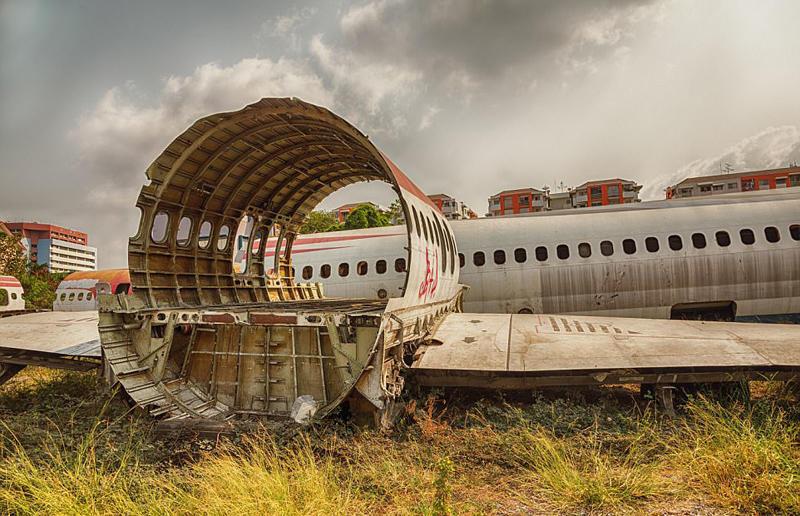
473 251 485 266
776 177 787 188
727 183 738 189
519 196 529 206
302 266 313 280
503 197 513 210
376 260 387 274
740 228 755 245
607 185 619 197
790 175 800 187
622 239 636 254
458 253 465 268
394 258 406 272
590 186 602 197
357 261 368 276
712 184 724 191
556 244 569 260
700 185 712 193
742 178 755 191
535 246 548 262
514 248 527 263
790 224 800 241
668 235 683 251
764 226 780 243
494 250 506 264
715 231 731 247
645 237 659 253
600 240 614 256
578 242 591 258
320 264 331 278
692 233 707 249
759 179 770 189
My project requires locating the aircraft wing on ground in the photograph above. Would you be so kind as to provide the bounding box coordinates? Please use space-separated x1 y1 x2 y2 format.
413 313 800 394
0 312 101 385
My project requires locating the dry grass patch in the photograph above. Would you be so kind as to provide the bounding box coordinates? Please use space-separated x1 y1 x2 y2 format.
669 399 800 514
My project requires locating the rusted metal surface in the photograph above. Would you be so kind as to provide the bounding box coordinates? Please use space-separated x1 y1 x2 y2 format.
99 98 463 427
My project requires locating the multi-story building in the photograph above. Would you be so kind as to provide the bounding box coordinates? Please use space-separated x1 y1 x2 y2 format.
334 202 379 223
428 194 478 220
548 191 572 211
666 165 800 199
487 188 548 216
5 222 97 273
569 179 642 208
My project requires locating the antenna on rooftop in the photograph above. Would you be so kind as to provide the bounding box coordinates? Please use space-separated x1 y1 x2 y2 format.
719 161 733 174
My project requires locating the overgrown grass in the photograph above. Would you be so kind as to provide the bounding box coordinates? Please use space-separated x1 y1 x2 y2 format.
0 370 798 515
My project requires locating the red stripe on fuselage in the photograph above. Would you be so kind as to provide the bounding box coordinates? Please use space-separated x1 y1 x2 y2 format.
264 245 349 258
269 232 403 248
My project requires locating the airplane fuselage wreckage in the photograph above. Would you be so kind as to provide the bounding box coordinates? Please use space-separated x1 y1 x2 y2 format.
64 97 798 427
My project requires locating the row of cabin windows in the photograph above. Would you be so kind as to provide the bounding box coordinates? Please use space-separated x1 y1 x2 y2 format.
410 205 457 275
57 292 93 302
0 289 19 306
302 258 407 280
461 224 800 267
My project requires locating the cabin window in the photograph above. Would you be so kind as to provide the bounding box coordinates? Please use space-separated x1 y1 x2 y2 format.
217 225 231 251
198 221 213 249
430 218 438 246
114 283 130 295
600 240 614 256
177 216 192 247
0 290 7 306
302 266 313 280
435 218 447 273
456 252 464 267
493 250 506 265
715 231 731 247
68 293 75 301
691 233 707 249
514 248 527 263
251 231 264 256
578 242 591 258
790 224 800 241
86 293 93 301
338 263 349 277
320 264 331 279
556 244 569 260
535 246 548 262
11 292 18 300
395 258 406 272
473 251 486 266
376 260 387 274
764 226 780 243
668 234 683 251
622 239 636 255
412 207 421 238
78 293 84 301
740 228 755 245
421 215 429 241
645 237 659 253
357 261 368 276
151 211 169 243
60 293 66 301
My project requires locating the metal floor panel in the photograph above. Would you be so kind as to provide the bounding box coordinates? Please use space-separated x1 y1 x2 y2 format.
417 313 800 374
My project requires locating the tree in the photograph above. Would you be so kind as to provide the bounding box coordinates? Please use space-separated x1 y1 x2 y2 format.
300 211 341 234
342 203 391 231
386 199 405 225
0 233 26 278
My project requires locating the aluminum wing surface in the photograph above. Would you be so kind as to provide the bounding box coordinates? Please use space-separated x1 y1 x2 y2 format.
0 312 101 384
414 313 800 388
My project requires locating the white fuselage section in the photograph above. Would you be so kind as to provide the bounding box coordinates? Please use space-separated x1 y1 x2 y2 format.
283 190 800 320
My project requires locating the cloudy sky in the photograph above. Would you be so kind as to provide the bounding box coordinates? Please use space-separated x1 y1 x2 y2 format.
1 0 799 267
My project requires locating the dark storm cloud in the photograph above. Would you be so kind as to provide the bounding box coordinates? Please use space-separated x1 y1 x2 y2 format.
336 0 655 81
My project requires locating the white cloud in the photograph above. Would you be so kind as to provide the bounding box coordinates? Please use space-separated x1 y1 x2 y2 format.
260 7 318 50
418 105 441 130
642 126 800 199
71 57 333 265
309 34 422 133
